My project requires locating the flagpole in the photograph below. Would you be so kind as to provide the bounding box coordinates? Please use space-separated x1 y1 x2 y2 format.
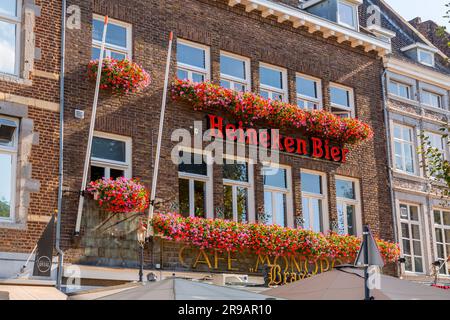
74 16 109 234
146 31 174 238
363 225 370 301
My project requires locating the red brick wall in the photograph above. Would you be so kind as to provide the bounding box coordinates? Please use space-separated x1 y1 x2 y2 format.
58 0 394 265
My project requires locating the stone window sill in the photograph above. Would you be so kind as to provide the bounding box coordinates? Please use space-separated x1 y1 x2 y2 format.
0 220 26 230
0 72 32 86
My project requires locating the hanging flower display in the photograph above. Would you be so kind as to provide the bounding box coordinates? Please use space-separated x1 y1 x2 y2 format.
86 177 150 214
87 58 151 94
151 213 400 263
171 79 374 145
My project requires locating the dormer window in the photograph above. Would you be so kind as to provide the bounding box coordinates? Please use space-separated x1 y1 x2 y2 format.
401 43 438 68
337 1 358 30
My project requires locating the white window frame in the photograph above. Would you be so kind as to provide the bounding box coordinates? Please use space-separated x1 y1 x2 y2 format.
432 209 450 276
220 51 251 92
262 164 294 227
222 155 255 223
421 90 442 109
417 49 435 67
176 39 210 82
388 80 412 100
398 203 425 274
335 175 362 237
330 83 355 118
300 169 329 233
177 147 214 219
0 116 19 222
392 123 417 175
0 0 22 76
296 73 323 110
92 14 132 60
337 0 359 31
259 63 288 102
90 131 132 180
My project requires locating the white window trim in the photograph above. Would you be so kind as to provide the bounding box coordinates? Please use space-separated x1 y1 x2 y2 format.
330 82 355 117
417 48 435 67
398 203 425 275
177 146 214 219
421 89 442 109
300 169 329 233
432 209 450 277
388 80 412 100
177 39 210 81
262 163 294 227
392 123 417 176
0 0 22 76
220 51 251 92
259 62 288 102
335 175 361 237
92 14 133 60
91 131 132 179
222 154 255 223
296 73 323 110
337 0 359 31
0 116 19 222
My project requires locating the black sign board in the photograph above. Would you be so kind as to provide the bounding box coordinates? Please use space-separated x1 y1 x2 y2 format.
32 215 55 277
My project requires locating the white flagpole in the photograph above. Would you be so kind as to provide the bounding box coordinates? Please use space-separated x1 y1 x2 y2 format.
74 16 109 234
146 31 174 237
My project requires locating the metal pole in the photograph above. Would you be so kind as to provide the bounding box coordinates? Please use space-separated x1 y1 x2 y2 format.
139 244 144 283
145 32 174 238
74 16 109 234
363 225 370 301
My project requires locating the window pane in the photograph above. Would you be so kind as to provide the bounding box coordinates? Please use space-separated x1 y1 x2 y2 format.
419 51 433 65
437 243 445 259
402 127 412 141
263 167 287 188
0 153 13 218
404 256 412 272
435 228 443 243
443 211 450 226
400 204 409 219
233 83 246 92
338 2 355 27
404 144 414 173
178 152 207 176
260 66 283 89
311 198 322 232
220 79 230 88
221 55 246 79
260 90 269 99
0 0 17 17
274 193 286 227
237 187 248 223
91 47 101 60
445 229 450 243
264 191 273 225
388 81 397 95
110 169 124 180
110 51 126 60
194 180 206 218
402 239 411 255
177 43 205 69
192 72 205 83
411 225 420 240
301 172 322 194
0 118 17 147
409 206 419 221
90 166 105 181
330 86 350 107
93 19 127 48
297 77 317 98
399 84 409 98
434 210 442 225
414 257 423 273
178 179 189 217
223 161 248 182
346 204 356 236
401 223 410 238
177 69 188 80
413 240 422 256
92 137 126 162
0 21 16 75
336 179 355 199
223 185 233 220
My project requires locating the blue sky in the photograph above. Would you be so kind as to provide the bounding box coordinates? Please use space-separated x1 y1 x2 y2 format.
385 0 449 28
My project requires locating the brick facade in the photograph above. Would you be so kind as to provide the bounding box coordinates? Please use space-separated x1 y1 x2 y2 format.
58 0 394 273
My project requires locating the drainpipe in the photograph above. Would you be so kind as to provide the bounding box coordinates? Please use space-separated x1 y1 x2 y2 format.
381 69 400 277
55 0 67 291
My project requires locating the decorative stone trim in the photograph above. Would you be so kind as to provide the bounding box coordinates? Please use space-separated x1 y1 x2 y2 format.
0 93 59 112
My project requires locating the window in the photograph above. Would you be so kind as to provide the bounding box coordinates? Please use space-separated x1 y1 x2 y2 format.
92 15 132 60
223 159 254 223
178 151 212 218
330 84 354 118
220 52 250 92
296 74 322 110
388 80 412 100
259 64 287 102
176 39 210 82
337 1 358 30
433 210 450 276
418 49 434 67
0 0 21 75
336 177 361 236
0 116 18 220
399 204 424 273
393 124 415 174
301 171 328 233
422 90 442 109
90 133 131 181
263 166 292 226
